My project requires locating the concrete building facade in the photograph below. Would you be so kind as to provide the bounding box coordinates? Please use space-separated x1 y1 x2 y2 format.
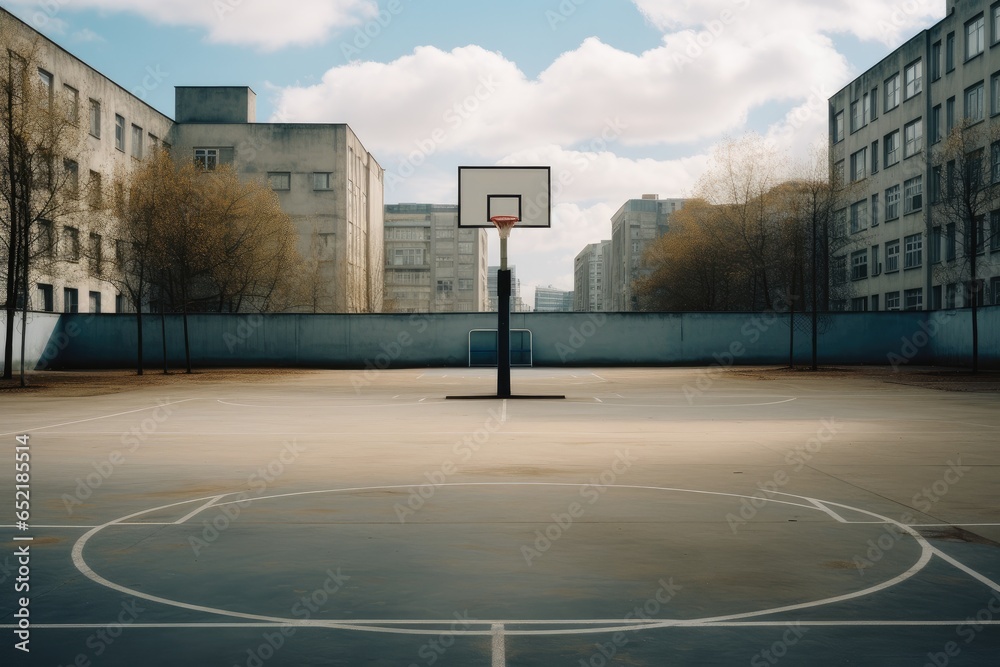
829 0 1000 311
607 195 685 311
574 240 610 312
488 266 529 312
383 204 488 313
534 286 574 312
2 9 383 316
172 87 384 313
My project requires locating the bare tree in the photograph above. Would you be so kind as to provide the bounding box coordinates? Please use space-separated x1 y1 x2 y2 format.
1 18 84 383
931 120 1000 373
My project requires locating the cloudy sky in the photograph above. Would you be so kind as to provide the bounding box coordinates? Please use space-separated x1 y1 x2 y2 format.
4 0 945 303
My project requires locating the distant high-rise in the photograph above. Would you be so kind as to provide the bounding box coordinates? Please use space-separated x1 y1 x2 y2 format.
488 266 529 312
574 241 610 312
383 204 489 312
608 195 686 311
534 286 574 312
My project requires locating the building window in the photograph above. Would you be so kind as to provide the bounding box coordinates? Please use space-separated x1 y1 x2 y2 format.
871 244 881 275
89 291 102 314
884 130 900 166
37 68 52 107
850 148 867 181
63 288 79 313
268 172 291 191
63 159 78 195
965 81 985 122
932 40 943 80
89 99 100 138
64 84 79 123
313 172 332 190
62 226 80 262
886 240 900 272
393 248 424 266
991 210 1000 251
931 226 942 264
946 32 956 71
195 148 218 171
436 228 456 239
886 291 901 311
992 72 1000 116
904 288 924 311
967 14 986 60
903 119 922 157
36 284 53 312
885 73 900 110
436 279 453 294
458 278 474 291
833 111 844 142
946 96 956 134
851 250 868 280
904 233 923 268
850 199 868 233
992 278 1000 306
904 60 922 99
946 223 957 261
932 165 943 202
114 114 125 151
871 193 879 227
863 92 872 125
871 140 879 174
931 104 943 143
88 171 102 209
832 209 846 239
832 256 847 285
833 160 845 186
850 101 861 132
852 297 869 312
89 232 102 276
872 294 880 312
885 185 900 220
903 176 923 214
131 125 143 159
36 220 54 257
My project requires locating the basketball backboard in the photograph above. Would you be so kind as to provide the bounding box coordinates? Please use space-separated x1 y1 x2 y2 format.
457 166 551 228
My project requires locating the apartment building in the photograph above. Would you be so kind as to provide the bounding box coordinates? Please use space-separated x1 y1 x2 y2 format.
383 204 488 312
2 9 383 315
573 241 610 312
607 195 685 311
829 0 1000 311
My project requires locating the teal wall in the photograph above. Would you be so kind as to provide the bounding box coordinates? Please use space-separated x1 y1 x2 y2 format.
4 307 996 371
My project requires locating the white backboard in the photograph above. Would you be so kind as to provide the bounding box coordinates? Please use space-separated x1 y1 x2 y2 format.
458 166 551 228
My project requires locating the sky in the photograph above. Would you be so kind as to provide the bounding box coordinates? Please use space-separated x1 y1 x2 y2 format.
2 0 947 305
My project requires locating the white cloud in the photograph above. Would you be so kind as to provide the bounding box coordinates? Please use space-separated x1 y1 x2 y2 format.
8 0 378 50
71 28 106 43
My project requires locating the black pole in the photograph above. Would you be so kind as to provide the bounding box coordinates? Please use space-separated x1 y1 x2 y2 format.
497 269 511 398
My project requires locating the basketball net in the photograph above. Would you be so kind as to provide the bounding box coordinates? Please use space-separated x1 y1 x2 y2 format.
490 215 518 241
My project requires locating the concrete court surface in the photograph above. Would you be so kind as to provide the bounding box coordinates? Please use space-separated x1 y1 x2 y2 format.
0 366 999 666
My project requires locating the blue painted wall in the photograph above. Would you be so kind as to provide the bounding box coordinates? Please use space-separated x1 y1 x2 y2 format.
5 307 994 371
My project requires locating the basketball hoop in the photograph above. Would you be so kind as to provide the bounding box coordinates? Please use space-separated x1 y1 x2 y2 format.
490 215 519 240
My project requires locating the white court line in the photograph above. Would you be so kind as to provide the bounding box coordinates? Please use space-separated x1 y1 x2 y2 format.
173 495 228 525
594 398 603 403
491 623 506 667
0 398 199 437
6 620 1000 631
806 498 849 523
929 546 1000 593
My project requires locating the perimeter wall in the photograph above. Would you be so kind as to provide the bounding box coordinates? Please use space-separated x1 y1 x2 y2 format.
2 308 996 372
